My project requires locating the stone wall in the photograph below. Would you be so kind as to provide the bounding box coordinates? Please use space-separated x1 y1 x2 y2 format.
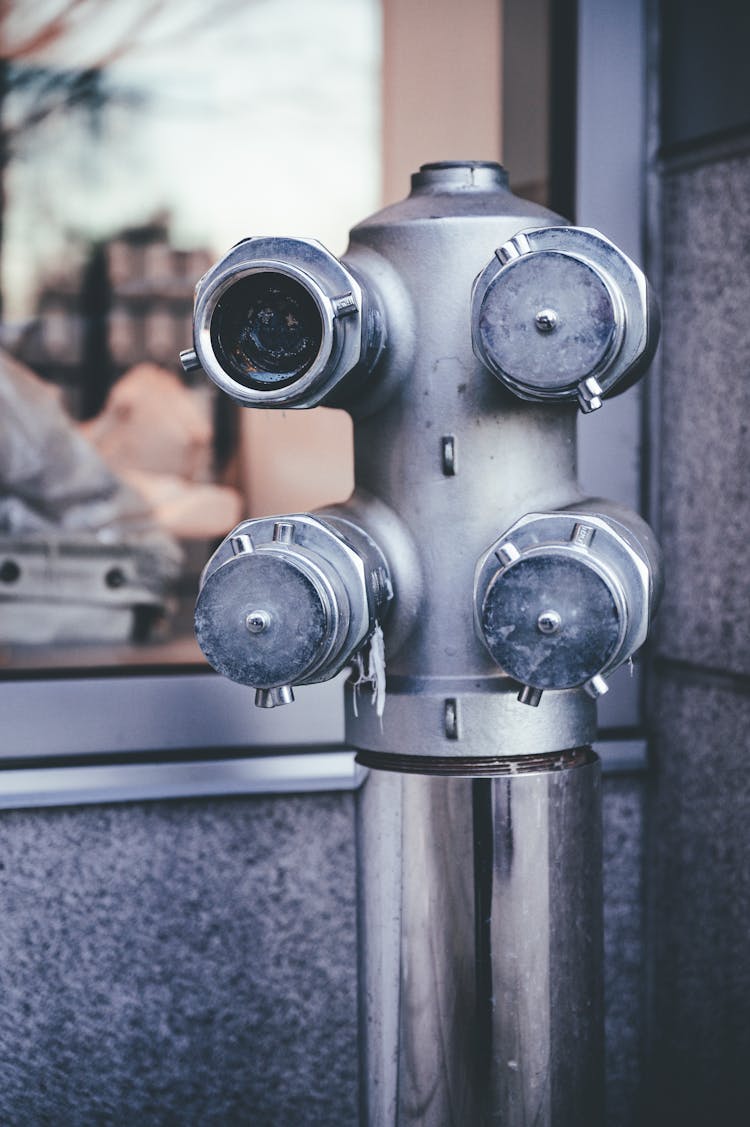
647 143 750 1125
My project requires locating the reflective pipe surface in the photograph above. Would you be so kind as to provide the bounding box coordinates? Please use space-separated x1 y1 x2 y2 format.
357 752 603 1127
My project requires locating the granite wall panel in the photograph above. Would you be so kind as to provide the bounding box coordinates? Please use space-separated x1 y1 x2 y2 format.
0 775 645 1127
603 776 646 1127
0 793 359 1127
647 671 750 1125
0 775 644 1126
647 136 750 1123
657 151 750 676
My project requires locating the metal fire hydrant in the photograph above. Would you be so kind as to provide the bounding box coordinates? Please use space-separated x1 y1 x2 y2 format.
182 162 661 1127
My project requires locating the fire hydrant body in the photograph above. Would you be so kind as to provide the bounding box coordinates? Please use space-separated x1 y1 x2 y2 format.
184 161 661 1127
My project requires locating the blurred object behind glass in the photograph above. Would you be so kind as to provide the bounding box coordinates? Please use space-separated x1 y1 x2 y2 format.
0 347 182 646
0 0 380 671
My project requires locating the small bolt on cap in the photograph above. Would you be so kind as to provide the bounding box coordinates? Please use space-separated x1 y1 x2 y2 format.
246 610 271 634
536 609 562 635
534 308 559 333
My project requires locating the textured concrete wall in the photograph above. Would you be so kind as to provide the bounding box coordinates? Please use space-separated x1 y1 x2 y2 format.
0 776 643 1126
0 794 358 1127
603 777 646 1127
656 153 750 676
647 145 750 1125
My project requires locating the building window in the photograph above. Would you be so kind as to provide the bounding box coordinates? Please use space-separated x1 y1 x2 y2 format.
0 0 380 676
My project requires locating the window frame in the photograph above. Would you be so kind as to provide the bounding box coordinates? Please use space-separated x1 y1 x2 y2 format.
0 0 650 804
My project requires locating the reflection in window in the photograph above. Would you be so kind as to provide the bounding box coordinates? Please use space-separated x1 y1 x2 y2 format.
0 0 380 670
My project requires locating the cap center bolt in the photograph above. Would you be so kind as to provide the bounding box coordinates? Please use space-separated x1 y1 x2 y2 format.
534 308 559 333
246 610 271 634
537 610 562 635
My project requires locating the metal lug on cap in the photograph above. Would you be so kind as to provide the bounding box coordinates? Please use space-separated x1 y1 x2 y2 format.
584 674 609 699
255 685 295 709
179 348 202 374
495 231 532 264
518 685 543 707
571 522 596 547
577 376 604 413
272 521 295 544
230 534 254 555
495 541 521 566
332 292 358 317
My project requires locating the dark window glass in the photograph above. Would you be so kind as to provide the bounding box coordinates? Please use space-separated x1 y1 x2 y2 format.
661 0 750 148
0 0 379 674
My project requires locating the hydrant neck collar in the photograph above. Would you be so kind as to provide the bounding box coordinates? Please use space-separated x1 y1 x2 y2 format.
411 161 509 193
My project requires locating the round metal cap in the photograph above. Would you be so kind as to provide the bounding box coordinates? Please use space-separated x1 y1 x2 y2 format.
481 554 621 689
476 250 619 392
192 237 369 409
195 551 335 688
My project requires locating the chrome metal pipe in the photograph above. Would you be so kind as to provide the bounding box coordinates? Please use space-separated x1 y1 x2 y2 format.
357 752 603 1127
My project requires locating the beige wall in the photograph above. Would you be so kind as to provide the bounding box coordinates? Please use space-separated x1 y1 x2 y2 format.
502 0 549 202
241 0 503 517
382 0 503 203
239 407 354 517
